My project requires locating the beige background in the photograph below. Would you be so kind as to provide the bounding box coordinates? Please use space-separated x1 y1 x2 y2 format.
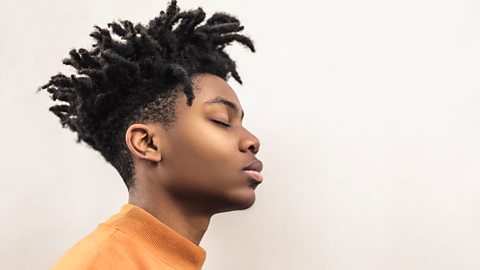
1 0 480 269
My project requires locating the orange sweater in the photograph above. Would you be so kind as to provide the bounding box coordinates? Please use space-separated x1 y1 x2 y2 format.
52 204 206 270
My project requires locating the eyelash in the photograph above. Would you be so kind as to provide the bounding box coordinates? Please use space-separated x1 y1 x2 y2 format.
211 119 231 128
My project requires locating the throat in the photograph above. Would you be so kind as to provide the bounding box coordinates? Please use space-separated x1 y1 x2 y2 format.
128 193 212 245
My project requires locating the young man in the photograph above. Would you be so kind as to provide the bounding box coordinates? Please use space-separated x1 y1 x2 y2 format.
40 1 262 269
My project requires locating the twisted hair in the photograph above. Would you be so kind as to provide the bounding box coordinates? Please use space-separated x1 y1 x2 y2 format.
38 0 255 189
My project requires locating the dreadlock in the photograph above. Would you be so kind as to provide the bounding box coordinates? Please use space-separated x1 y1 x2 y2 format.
38 0 255 190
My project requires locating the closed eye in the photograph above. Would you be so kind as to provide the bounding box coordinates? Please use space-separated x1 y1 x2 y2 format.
211 119 230 128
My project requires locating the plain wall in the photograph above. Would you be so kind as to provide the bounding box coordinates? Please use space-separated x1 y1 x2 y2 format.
1 0 480 269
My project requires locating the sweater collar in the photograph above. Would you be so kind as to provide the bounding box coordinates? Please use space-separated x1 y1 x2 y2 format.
105 204 206 270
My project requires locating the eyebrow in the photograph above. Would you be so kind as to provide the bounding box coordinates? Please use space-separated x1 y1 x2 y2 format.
204 96 244 120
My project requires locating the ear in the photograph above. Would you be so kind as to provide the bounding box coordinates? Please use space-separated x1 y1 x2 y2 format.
125 123 162 163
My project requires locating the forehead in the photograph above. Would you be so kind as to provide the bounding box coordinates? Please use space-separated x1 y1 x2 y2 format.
191 74 241 105
165 74 247 134
172 74 243 121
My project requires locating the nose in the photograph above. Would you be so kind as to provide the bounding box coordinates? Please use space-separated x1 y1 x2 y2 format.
240 128 260 154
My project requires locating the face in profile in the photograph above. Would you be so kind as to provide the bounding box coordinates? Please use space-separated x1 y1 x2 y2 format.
152 73 262 215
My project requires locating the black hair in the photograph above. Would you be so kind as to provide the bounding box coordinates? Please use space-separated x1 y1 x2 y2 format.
38 0 255 190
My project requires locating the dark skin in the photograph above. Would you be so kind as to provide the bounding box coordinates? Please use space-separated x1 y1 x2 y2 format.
126 73 262 245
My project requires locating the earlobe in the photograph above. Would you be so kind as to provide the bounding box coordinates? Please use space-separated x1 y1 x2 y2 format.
125 124 162 163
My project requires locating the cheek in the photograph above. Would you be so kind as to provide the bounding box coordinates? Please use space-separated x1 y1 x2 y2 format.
164 123 240 190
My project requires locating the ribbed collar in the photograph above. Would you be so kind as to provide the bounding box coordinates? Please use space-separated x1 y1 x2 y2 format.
104 204 206 270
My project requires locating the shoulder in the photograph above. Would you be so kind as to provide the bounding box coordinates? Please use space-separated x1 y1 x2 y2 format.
51 224 176 270
51 224 128 270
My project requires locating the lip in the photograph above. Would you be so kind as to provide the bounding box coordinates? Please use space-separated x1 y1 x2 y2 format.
243 159 263 184
244 170 263 183
243 159 263 173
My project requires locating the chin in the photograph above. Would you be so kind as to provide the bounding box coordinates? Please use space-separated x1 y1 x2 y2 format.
235 193 256 210
215 188 257 213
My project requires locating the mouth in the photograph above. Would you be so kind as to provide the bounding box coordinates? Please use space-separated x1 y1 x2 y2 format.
243 170 263 183
243 159 263 173
243 159 264 188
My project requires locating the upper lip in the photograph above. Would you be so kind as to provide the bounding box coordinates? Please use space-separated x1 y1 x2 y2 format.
243 159 263 172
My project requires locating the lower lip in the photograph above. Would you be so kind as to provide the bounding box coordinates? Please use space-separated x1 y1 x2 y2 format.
243 170 263 183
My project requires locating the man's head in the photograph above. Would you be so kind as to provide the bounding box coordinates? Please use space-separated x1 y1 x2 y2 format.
127 74 261 213
39 1 261 213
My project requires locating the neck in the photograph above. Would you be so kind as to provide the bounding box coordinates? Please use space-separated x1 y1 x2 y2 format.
128 186 211 246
